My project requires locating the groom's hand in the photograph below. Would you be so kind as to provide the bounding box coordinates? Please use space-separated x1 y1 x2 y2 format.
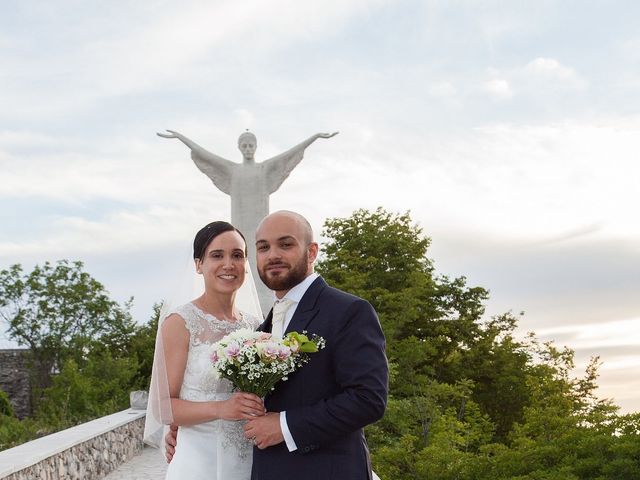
243 412 284 449
165 424 178 463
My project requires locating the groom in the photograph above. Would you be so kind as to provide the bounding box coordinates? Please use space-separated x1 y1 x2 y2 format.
167 210 388 479
244 210 388 479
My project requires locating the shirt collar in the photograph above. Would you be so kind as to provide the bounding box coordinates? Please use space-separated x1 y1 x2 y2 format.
274 272 319 305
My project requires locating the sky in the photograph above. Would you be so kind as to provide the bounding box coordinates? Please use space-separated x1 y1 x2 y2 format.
1 1 639 412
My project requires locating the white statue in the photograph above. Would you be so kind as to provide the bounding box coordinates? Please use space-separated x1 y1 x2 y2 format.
157 129 338 313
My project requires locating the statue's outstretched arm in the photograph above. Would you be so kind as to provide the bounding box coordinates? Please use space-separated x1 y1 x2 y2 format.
264 132 338 193
295 132 339 150
157 130 233 194
157 130 232 167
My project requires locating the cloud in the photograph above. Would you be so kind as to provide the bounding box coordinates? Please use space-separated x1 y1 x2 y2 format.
0 0 389 121
377 116 640 245
0 206 210 258
483 78 513 99
533 319 640 413
234 110 257 131
536 318 640 350
474 57 587 107
0 130 69 150
428 81 458 98
534 223 604 245
525 57 588 88
526 57 577 80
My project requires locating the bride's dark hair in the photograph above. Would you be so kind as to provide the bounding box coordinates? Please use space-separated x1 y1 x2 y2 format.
193 221 247 260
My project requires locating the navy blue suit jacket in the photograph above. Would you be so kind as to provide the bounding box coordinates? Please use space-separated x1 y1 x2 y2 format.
252 276 388 480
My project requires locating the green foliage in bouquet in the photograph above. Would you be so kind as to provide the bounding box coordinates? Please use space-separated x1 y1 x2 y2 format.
283 331 324 353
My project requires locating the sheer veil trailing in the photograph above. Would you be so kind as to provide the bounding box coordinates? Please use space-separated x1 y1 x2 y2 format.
143 257 263 448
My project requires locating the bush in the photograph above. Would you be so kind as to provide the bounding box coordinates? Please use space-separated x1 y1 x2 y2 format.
0 390 14 417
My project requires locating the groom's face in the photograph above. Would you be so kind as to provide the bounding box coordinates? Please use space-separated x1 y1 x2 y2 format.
255 213 317 296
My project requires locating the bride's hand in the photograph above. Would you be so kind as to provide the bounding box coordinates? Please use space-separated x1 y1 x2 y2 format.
218 392 265 420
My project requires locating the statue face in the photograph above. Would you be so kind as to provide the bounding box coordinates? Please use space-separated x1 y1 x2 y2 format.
238 136 257 161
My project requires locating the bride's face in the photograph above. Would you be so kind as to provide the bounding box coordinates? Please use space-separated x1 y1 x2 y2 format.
197 230 247 294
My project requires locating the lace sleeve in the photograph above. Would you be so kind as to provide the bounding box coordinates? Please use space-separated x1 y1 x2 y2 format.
173 304 201 344
240 311 262 331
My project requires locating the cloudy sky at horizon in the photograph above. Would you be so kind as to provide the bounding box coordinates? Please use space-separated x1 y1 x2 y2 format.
1 1 639 412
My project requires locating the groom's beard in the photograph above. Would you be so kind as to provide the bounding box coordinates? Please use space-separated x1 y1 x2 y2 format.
258 254 308 292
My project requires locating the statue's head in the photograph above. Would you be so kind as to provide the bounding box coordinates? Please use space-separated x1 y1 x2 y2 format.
238 131 257 162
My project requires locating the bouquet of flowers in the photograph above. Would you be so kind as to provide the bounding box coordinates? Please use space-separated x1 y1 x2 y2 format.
210 328 326 397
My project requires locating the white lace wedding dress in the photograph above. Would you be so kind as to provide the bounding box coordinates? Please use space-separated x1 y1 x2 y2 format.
165 303 261 480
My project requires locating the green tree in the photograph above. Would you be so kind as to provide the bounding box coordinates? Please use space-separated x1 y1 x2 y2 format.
319 209 485 385
127 301 161 390
317 208 530 436
36 351 139 429
0 262 163 448
316 207 640 479
0 260 135 388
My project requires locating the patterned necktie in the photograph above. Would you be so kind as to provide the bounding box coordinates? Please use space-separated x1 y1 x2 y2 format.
271 298 295 338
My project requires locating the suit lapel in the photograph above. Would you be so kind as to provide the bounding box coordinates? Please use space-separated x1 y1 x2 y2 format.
284 276 326 335
257 309 273 333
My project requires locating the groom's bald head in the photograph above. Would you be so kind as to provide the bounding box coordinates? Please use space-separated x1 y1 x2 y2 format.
256 210 314 245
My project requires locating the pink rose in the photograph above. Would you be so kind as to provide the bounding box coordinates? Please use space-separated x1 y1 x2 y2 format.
263 344 279 360
278 346 291 360
225 343 241 358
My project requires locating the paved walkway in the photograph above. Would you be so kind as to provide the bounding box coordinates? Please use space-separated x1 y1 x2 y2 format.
103 445 382 480
104 446 167 479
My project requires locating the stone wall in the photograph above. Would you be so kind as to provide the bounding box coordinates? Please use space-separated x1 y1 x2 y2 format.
0 349 31 419
0 410 146 480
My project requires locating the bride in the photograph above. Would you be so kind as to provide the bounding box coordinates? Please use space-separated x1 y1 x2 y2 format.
144 221 265 479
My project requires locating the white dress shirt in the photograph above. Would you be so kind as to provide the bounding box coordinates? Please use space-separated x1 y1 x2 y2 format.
274 272 319 452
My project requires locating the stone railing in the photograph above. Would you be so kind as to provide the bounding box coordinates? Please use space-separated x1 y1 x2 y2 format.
0 409 145 480
0 407 382 480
